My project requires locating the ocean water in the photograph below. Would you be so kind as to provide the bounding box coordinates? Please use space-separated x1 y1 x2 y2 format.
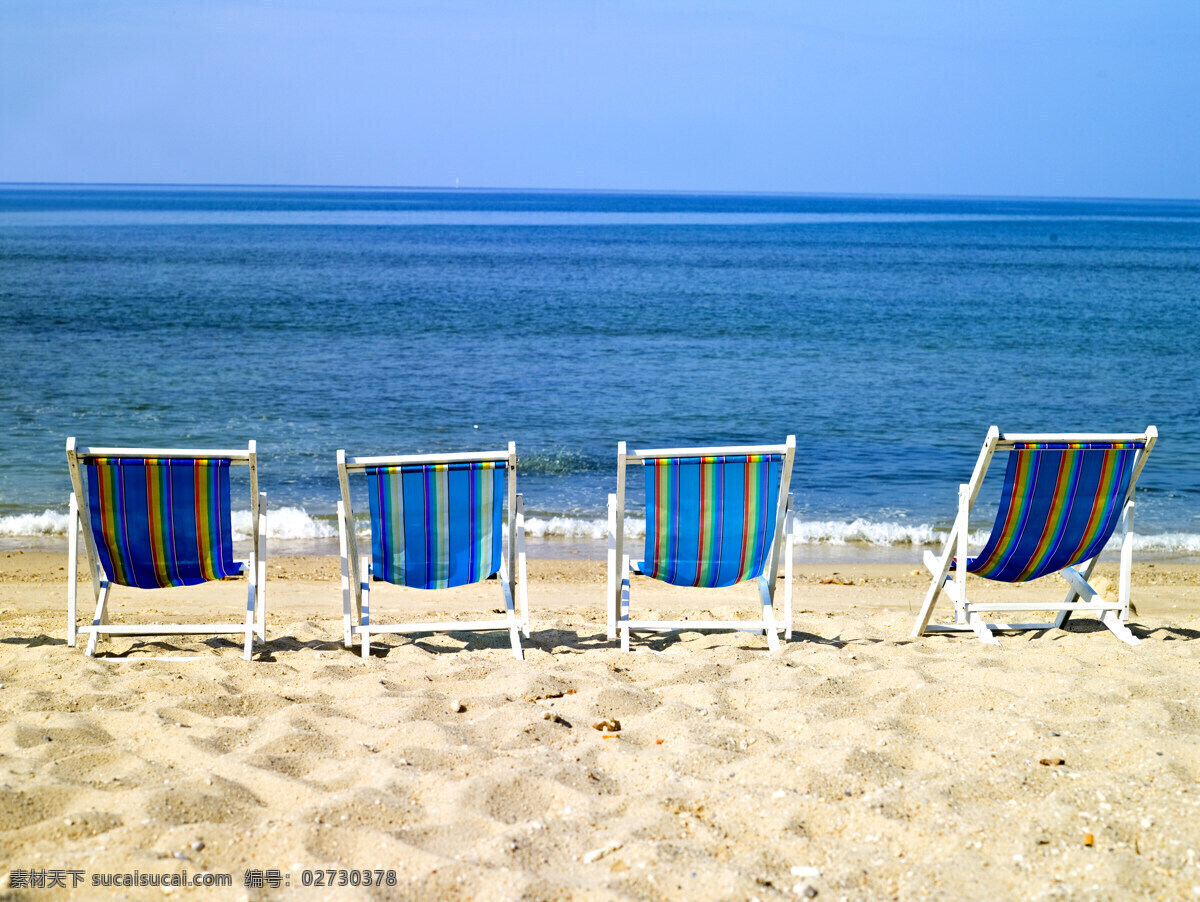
3 185 1199 560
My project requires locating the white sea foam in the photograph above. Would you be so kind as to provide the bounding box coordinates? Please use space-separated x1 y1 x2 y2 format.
793 518 947 546
3 508 1200 556
0 510 72 536
524 516 1042 550
230 508 337 541
1132 532 1200 554
520 515 1200 556
524 516 646 540
0 507 336 541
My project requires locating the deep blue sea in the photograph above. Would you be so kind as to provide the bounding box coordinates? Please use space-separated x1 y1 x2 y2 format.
3 185 1199 559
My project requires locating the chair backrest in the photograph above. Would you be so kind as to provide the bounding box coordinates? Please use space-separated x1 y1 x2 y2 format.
968 439 1148 583
340 445 516 592
68 446 255 589
643 453 785 588
618 438 795 590
366 461 506 589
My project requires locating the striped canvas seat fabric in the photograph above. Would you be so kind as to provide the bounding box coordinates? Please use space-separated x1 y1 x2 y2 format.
366 461 506 590
959 442 1143 583
643 454 783 589
85 458 240 589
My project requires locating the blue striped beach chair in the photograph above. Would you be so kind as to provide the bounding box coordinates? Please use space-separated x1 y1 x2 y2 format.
65 438 267 659
336 443 528 659
912 427 1157 646
607 437 796 652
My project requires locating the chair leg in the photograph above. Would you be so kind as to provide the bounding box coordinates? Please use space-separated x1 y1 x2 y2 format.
607 494 618 641
338 500 355 648
85 582 111 658
1102 610 1140 646
1055 557 1098 629
1117 499 1135 623
912 530 960 638
243 567 255 661
516 494 530 639
784 499 794 640
953 485 969 624
913 567 949 638
361 568 371 660
519 562 531 640
508 620 524 660
256 493 268 641
500 563 524 661
968 611 1000 646
914 485 972 638
67 493 79 647
256 573 266 641
619 553 631 652
759 579 780 652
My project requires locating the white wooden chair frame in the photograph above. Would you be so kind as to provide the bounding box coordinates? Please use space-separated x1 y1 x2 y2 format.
607 436 796 652
337 442 529 660
65 438 267 660
912 427 1157 646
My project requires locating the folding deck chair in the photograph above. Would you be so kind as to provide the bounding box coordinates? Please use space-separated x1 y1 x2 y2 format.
336 443 529 659
607 437 796 652
65 438 267 659
912 427 1157 646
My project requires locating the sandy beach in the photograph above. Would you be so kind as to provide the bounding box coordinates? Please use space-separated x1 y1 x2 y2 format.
0 552 1198 900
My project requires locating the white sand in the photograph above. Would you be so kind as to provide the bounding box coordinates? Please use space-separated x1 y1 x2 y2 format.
1 553 1198 900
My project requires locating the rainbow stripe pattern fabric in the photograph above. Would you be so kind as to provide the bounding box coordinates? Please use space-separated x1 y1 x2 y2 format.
366 462 506 590
958 442 1142 582
85 458 239 589
643 454 783 588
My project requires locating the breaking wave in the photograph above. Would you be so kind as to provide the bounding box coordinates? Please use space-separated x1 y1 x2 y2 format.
229 508 337 541
0 507 336 541
0 510 71 536
3 508 1199 555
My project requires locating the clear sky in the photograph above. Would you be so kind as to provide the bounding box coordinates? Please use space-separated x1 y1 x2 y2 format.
1 0 1197 198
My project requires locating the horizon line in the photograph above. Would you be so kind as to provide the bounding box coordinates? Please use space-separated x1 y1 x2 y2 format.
1 181 1198 205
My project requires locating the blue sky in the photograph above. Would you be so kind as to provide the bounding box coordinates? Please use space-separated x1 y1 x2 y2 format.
1 1 1197 197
